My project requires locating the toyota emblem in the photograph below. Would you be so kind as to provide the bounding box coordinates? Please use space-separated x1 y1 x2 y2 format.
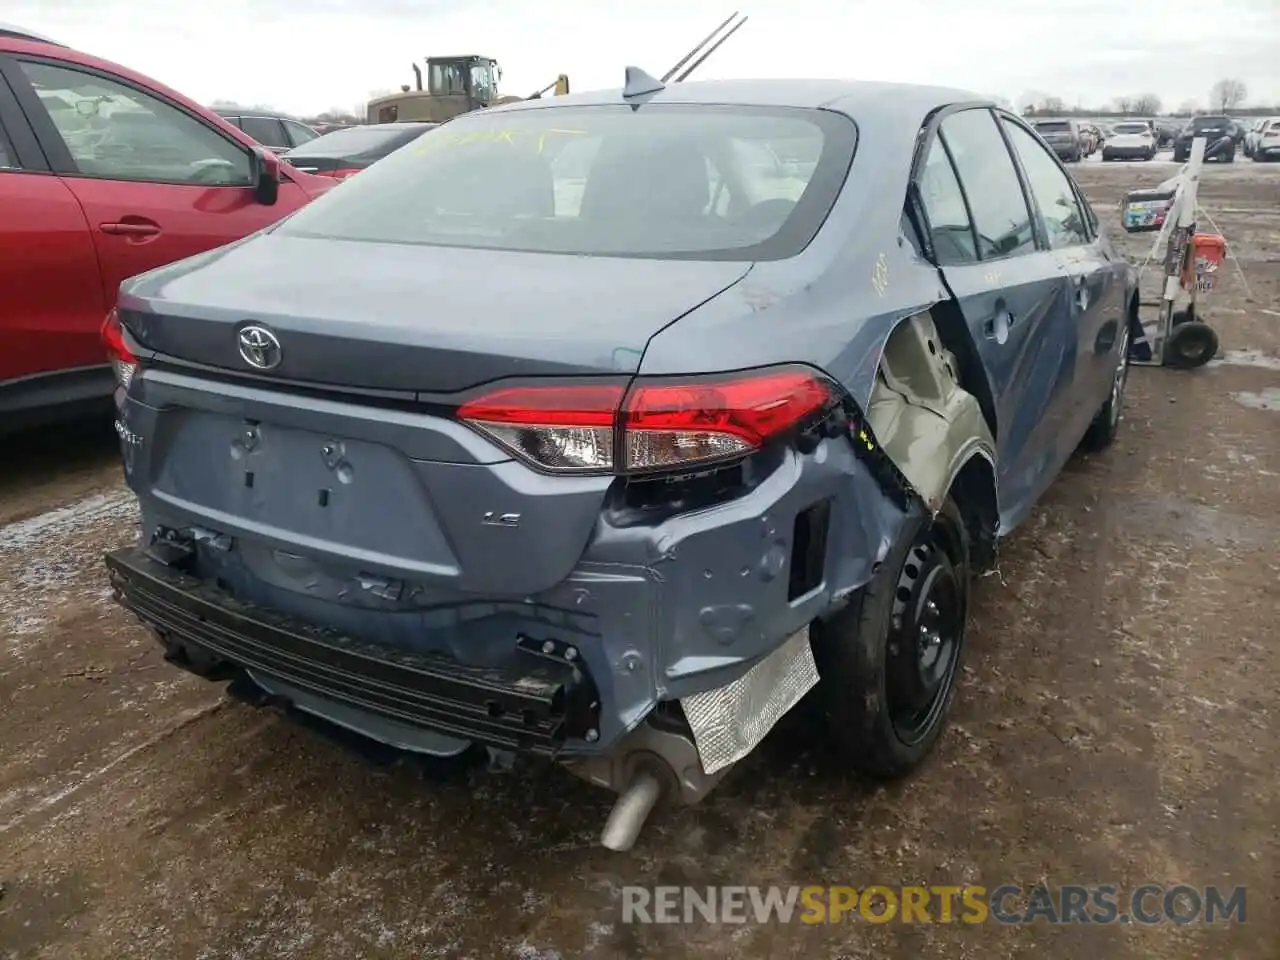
238 324 282 371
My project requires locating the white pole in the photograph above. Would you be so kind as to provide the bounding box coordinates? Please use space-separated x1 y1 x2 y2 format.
1153 135 1205 360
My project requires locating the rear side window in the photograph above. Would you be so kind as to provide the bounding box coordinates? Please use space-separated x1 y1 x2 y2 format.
938 109 1035 260
238 116 288 148
918 137 977 265
276 104 857 262
18 61 252 185
283 119 318 147
0 124 13 169
1001 119 1089 250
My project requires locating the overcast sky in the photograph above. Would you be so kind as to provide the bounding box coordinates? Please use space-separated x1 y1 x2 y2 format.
9 0 1278 117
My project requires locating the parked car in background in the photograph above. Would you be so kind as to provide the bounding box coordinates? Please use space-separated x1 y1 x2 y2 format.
103 79 1136 849
1101 121 1157 161
282 121 436 179
213 107 319 153
0 26 334 431
1031 118 1084 161
1251 117 1280 162
1173 116 1236 162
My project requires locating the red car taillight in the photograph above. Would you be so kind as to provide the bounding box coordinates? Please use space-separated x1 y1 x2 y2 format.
101 309 139 388
457 368 838 475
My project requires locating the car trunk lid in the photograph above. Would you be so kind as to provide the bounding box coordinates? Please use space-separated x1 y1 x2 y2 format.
119 233 752 394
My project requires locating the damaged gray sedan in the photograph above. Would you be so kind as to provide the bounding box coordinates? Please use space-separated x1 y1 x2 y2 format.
103 73 1136 850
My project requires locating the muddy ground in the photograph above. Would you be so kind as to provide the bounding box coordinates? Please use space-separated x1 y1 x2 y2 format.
2 156 1278 960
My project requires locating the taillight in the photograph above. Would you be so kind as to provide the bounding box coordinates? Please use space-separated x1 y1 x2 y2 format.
457 368 838 475
101 309 139 388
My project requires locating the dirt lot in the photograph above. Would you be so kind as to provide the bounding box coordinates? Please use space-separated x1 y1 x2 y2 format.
2 156 1278 960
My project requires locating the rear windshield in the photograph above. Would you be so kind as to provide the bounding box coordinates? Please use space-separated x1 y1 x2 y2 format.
1034 121 1071 133
1192 116 1229 129
275 104 857 261
286 125 433 159
1113 123 1149 134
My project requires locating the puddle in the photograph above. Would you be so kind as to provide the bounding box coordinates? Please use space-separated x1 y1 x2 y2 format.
1209 349 1280 371
1231 387 1280 411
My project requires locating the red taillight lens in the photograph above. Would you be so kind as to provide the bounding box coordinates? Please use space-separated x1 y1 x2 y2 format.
101 309 139 388
457 369 836 474
457 383 624 472
623 370 834 472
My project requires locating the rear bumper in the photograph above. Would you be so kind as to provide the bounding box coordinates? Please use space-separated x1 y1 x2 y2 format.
106 545 600 756
1103 146 1153 158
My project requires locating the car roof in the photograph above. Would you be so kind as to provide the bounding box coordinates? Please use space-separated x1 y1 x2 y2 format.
213 106 305 121
0 35 261 148
485 77 986 121
0 23 62 45
360 122 437 132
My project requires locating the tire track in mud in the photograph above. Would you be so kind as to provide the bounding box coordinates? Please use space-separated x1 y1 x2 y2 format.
0 490 138 658
0 486 223 852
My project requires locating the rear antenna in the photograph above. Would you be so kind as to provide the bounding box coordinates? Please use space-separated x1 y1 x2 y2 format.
661 12 740 82
622 12 748 101
673 14 747 82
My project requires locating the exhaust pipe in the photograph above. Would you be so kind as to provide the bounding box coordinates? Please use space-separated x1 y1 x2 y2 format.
412 62 423 91
600 770 663 852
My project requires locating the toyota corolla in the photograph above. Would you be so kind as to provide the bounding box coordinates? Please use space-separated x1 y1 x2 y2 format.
103 74 1136 850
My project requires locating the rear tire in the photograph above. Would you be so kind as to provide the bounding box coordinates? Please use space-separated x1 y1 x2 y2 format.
811 498 970 779
1081 318 1131 451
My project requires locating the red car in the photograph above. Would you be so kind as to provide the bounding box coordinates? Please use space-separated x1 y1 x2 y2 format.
0 25 333 430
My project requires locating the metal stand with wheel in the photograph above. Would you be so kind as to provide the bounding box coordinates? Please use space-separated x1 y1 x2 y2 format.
1123 136 1223 369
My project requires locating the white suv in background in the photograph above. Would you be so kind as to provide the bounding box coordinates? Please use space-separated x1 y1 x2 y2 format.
1247 118 1280 161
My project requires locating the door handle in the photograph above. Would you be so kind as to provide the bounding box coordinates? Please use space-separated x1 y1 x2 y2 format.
100 221 161 237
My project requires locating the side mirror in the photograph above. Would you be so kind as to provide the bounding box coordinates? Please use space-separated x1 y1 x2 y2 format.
250 146 280 205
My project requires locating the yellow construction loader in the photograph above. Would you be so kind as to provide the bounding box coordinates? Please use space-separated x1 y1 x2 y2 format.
366 56 569 124
365 12 748 124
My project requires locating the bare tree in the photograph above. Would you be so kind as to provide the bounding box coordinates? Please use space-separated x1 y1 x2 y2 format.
1209 79 1247 111
1113 95 1135 114
1133 93 1162 115
1040 95 1066 114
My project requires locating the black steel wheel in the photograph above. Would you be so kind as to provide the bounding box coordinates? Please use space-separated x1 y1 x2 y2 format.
811 498 971 778
883 536 964 745
1163 320 1219 369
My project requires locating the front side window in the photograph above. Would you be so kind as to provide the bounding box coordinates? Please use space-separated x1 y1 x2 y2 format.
19 61 251 185
938 109 1035 260
918 137 977 265
1001 119 1090 250
276 104 856 261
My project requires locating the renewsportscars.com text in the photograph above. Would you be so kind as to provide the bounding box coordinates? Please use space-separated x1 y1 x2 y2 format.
621 884 1247 925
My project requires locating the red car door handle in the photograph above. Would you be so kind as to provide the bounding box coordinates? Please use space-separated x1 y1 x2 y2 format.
100 221 161 237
